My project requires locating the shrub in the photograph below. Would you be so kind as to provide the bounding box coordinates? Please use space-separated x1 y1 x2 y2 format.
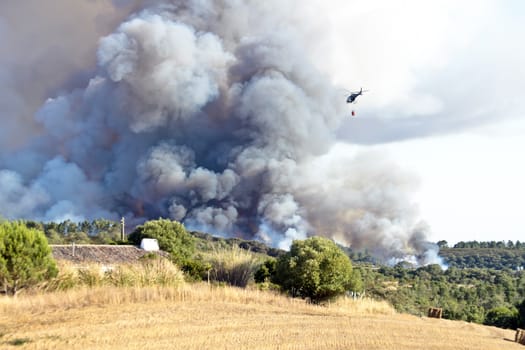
484 306 518 329
0 221 58 295
254 259 276 283
77 265 105 287
204 246 260 287
180 258 212 282
40 262 77 292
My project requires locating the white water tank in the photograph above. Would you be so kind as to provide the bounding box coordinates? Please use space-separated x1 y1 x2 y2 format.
140 238 160 251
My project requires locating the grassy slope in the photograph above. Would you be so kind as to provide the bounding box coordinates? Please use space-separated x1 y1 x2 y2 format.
0 285 521 350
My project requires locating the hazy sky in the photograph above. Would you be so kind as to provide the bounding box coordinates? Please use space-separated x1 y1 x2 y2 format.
1 0 524 246
323 0 525 244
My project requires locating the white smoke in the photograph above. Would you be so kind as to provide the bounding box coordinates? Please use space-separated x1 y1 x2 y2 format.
0 0 443 265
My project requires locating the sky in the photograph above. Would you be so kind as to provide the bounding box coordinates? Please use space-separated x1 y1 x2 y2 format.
323 0 525 244
0 0 524 248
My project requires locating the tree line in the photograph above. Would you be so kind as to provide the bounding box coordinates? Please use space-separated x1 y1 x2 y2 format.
24 219 122 244
443 240 525 249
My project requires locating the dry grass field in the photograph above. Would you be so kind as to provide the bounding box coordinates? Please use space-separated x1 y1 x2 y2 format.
0 284 521 350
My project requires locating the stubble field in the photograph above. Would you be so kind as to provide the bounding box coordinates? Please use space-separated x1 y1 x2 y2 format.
0 284 521 350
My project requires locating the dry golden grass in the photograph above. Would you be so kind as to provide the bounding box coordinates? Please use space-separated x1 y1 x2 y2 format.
38 259 185 292
0 284 521 350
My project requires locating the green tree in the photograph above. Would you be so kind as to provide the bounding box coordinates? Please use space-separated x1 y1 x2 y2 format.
273 236 354 303
484 306 518 329
0 221 58 295
128 219 195 264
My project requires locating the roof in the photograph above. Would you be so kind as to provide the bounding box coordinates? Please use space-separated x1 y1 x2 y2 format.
50 244 169 264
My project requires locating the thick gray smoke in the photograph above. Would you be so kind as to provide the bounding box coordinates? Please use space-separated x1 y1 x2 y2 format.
0 0 442 265
0 0 141 152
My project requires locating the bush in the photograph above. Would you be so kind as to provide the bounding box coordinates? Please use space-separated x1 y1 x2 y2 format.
254 259 276 283
40 261 77 292
77 265 105 287
180 258 212 282
0 221 58 295
204 246 260 287
484 306 518 329
128 219 195 264
273 236 354 303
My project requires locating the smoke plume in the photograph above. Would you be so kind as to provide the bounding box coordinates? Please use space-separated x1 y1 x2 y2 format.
0 0 442 265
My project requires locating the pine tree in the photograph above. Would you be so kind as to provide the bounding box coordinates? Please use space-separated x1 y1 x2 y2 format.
0 221 58 295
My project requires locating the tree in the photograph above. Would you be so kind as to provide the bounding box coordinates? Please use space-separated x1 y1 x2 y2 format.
128 219 195 264
437 240 448 249
0 221 58 296
273 236 354 303
484 306 518 329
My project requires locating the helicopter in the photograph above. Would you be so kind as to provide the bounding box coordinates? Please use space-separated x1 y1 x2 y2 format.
346 88 368 104
344 88 368 116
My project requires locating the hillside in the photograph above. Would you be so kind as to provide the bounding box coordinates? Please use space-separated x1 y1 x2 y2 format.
0 285 521 350
439 247 525 270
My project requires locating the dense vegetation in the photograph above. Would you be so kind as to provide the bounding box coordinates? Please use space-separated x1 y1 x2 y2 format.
361 264 525 323
5 218 525 329
441 250 525 271
343 240 525 327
